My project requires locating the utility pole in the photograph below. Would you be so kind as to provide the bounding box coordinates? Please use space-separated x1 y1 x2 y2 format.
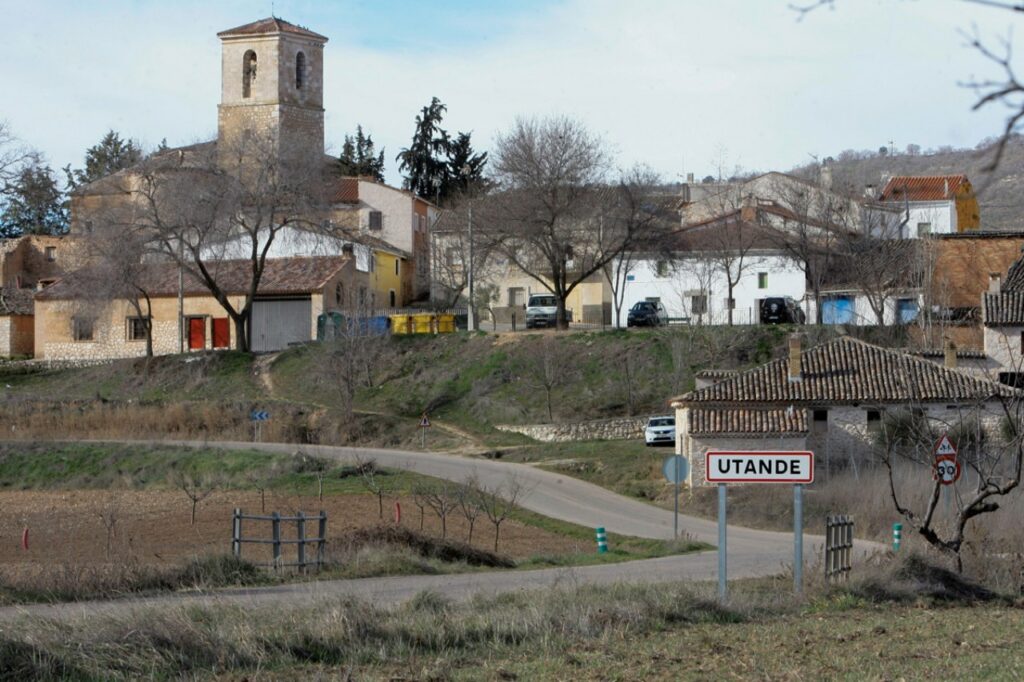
467 203 475 332
177 239 184 353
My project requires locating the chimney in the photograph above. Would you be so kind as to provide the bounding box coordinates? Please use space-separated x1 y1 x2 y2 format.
989 273 1002 294
881 171 892 188
820 165 832 190
788 334 802 383
944 338 957 369
944 178 949 198
864 183 876 199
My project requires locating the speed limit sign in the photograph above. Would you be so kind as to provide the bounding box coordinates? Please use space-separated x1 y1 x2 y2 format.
934 454 961 485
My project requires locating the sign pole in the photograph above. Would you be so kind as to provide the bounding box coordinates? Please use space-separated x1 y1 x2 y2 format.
673 458 680 539
794 483 803 595
718 482 727 602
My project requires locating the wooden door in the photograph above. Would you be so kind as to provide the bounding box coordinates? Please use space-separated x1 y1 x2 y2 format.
188 317 205 350
212 318 230 349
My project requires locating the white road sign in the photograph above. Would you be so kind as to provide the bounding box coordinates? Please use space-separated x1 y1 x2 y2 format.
934 433 957 458
705 451 814 484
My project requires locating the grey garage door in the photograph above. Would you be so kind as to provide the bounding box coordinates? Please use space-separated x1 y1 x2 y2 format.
251 298 312 352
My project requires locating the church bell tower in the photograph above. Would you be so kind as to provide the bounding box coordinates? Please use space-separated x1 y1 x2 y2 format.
216 17 327 163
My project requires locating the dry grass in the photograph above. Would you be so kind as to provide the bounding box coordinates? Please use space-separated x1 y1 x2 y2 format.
1 553 1016 680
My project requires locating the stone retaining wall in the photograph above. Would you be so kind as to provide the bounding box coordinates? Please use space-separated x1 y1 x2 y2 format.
495 417 646 443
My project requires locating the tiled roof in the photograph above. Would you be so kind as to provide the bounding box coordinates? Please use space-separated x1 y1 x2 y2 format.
217 17 328 41
910 348 989 360
983 291 1024 326
37 256 349 301
695 369 740 379
1002 254 1024 292
0 287 33 315
671 336 1013 406
329 177 360 204
688 407 808 436
879 175 968 202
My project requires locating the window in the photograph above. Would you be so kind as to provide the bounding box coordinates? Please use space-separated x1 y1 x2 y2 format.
758 272 768 289
444 247 458 267
867 410 882 433
508 287 525 306
72 317 94 341
655 260 669 277
813 409 828 422
335 282 344 306
45 246 56 262
369 211 383 230
126 317 148 341
295 51 305 89
691 294 707 315
916 222 932 237
389 290 396 307
395 260 400 276
242 50 257 98
1020 331 1024 354
724 297 736 310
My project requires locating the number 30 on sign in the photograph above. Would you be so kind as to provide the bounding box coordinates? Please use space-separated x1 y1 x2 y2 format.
934 454 960 485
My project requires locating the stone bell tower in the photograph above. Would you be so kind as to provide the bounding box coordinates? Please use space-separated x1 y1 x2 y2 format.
216 17 327 163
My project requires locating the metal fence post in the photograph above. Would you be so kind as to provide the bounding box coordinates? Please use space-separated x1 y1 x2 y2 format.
232 508 241 558
893 522 902 552
296 511 306 573
595 527 608 553
271 511 281 570
317 510 327 569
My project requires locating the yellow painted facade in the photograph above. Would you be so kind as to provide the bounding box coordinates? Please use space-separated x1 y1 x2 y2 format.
955 180 981 232
372 250 404 308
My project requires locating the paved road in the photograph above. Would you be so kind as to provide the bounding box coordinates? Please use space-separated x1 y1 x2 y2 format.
0 439 882 623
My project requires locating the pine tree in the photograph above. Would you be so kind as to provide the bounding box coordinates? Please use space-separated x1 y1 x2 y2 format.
337 125 385 181
447 131 488 197
396 97 452 201
64 130 142 189
0 163 67 236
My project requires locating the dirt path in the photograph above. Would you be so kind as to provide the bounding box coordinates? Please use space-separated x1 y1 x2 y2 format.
252 353 278 396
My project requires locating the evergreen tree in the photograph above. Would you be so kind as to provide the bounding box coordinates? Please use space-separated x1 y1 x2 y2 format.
64 130 142 189
0 163 67 236
396 97 452 201
447 131 489 197
337 125 385 181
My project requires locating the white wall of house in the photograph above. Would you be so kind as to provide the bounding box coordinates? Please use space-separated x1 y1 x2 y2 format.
817 290 922 326
618 252 805 325
199 226 375 273
880 202 955 237
984 326 1024 372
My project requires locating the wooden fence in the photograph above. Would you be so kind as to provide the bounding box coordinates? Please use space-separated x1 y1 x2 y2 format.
825 514 854 582
232 509 327 572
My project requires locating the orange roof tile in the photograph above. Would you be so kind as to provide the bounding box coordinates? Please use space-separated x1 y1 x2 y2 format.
879 175 968 202
217 17 328 42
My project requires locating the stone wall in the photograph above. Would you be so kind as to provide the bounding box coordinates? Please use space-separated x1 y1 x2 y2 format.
0 315 33 357
495 417 646 443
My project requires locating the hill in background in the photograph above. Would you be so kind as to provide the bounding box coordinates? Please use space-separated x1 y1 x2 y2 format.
790 136 1024 231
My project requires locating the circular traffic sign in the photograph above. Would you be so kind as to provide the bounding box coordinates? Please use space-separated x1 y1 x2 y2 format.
935 455 961 485
663 455 688 484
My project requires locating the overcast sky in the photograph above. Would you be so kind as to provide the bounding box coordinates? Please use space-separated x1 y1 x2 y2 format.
0 0 1019 186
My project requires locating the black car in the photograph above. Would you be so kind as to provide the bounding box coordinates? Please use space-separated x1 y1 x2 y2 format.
627 301 668 327
760 297 806 324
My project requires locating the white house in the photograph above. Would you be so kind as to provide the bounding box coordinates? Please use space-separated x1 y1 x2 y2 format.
878 175 980 237
615 205 806 325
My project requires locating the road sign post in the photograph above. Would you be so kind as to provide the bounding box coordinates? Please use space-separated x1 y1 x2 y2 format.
250 410 269 442
706 450 815 600
662 455 688 539
420 413 431 449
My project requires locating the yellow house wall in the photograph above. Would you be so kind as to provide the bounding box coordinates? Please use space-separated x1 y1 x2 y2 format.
955 181 981 232
372 251 404 307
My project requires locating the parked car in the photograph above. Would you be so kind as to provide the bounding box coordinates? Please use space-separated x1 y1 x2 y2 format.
525 293 559 329
627 300 668 327
760 297 806 324
644 415 676 446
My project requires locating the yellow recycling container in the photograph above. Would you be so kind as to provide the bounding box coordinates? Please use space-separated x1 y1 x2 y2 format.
413 313 434 333
436 314 455 333
390 314 416 335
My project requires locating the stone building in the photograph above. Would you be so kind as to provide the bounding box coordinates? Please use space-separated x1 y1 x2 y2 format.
33 255 365 359
671 335 1013 487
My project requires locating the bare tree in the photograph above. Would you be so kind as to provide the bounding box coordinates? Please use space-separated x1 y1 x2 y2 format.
353 454 386 519
301 455 331 502
876 378 1023 572
172 471 217 526
476 476 526 553
245 462 280 513
0 122 36 192
421 480 458 539
96 494 122 560
411 480 431 531
456 476 484 544
315 299 386 422
483 117 667 330
122 131 330 351
526 336 573 423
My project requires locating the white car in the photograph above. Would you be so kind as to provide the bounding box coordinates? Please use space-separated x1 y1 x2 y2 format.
644 415 676 447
